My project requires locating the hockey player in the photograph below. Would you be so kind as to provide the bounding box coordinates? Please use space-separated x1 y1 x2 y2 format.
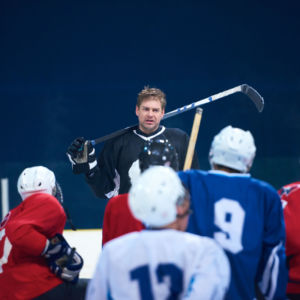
102 138 179 245
0 166 87 300
178 125 288 300
67 86 199 199
86 166 230 300
278 181 300 299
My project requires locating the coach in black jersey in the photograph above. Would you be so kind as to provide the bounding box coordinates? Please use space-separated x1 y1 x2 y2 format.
67 86 199 199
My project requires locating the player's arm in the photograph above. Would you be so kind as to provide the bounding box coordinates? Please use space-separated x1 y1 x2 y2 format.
67 137 98 176
177 171 200 234
256 186 288 299
8 223 83 283
6 197 66 255
282 189 300 284
7 224 49 255
43 233 83 283
284 189 300 257
86 138 122 199
6 196 83 282
183 237 230 300
102 198 114 246
67 136 121 199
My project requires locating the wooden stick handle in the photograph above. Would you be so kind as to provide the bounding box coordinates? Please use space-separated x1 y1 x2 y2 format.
183 108 203 171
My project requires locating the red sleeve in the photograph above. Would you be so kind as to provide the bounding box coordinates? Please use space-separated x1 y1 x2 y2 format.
284 188 300 287
284 188 300 256
102 193 144 246
6 193 66 256
102 196 114 246
279 182 300 202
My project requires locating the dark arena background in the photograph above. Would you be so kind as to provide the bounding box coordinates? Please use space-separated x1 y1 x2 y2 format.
1 1 299 229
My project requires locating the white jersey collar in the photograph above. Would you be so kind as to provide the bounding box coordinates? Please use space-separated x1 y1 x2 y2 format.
133 126 166 141
208 169 251 178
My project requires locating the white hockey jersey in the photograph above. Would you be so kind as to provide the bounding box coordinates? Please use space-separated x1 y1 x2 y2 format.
86 229 230 300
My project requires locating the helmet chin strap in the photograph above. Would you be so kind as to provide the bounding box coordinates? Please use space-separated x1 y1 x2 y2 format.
55 182 76 231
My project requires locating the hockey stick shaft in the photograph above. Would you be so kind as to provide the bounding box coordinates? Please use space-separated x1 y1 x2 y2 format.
91 84 264 145
183 108 203 171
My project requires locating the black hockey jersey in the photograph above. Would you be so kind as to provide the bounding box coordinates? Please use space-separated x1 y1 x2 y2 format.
86 126 199 199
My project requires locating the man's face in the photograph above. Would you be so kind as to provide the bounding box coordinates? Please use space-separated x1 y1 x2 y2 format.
176 198 191 232
136 97 164 134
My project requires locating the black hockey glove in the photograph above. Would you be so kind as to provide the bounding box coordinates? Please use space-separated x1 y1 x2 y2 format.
43 233 83 283
67 137 98 175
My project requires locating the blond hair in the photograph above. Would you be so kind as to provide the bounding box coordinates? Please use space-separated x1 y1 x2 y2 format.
137 86 166 110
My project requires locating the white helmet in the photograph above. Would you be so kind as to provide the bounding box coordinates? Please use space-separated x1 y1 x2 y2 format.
17 166 56 201
129 166 185 227
209 126 256 173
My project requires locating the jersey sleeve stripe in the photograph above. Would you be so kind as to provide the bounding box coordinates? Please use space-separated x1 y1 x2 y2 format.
259 242 281 299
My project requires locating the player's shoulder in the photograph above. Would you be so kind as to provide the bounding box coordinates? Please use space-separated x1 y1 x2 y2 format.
182 231 218 246
103 126 140 147
178 169 208 180
280 183 300 207
5 194 66 236
249 176 278 194
107 193 128 206
24 193 65 214
25 193 60 205
103 231 140 255
164 127 188 138
281 181 300 189
105 193 129 216
216 172 279 196
206 170 277 192
278 181 300 198
178 231 225 257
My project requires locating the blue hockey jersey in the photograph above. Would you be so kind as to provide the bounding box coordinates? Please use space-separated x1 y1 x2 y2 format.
178 169 288 300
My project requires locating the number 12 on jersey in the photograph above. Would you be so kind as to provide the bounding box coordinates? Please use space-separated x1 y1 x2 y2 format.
130 263 183 300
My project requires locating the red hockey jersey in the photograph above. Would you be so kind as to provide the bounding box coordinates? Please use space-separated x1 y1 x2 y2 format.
0 193 66 300
279 182 300 294
102 193 144 246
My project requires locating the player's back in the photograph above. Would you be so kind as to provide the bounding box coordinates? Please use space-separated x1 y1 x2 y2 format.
87 229 230 300
0 193 65 299
102 193 144 245
178 169 286 300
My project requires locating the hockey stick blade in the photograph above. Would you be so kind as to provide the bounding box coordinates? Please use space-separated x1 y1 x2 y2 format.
240 84 264 113
91 84 264 145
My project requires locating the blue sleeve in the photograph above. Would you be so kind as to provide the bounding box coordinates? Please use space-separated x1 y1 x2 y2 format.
178 170 191 189
178 171 200 234
256 185 288 299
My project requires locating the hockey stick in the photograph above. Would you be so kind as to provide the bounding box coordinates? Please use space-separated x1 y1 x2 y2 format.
183 108 203 171
91 84 264 145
